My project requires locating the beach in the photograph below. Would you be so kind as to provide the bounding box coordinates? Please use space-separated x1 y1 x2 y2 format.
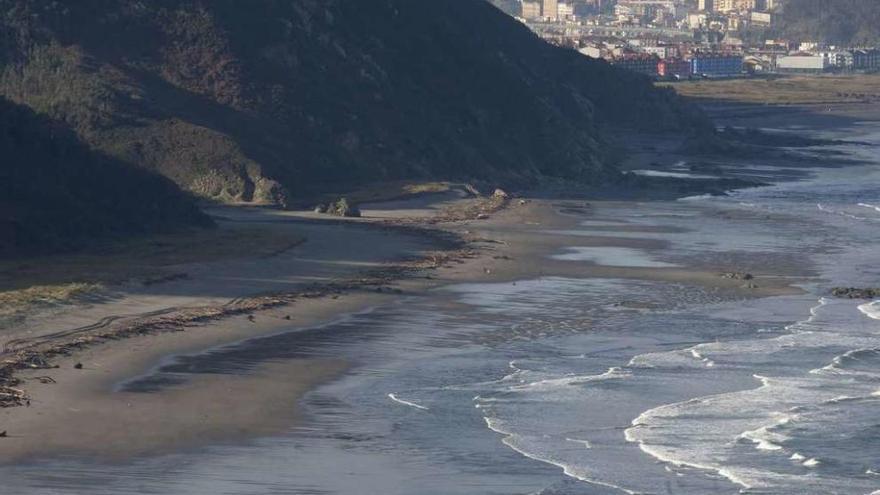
2 96 880 493
1 191 799 461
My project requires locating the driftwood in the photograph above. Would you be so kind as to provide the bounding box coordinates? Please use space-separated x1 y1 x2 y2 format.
0 386 27 407
0 247 478 409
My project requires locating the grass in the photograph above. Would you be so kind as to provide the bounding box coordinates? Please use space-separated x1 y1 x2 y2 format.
401 182 454 195
661 74 880 105
311 180 458 207
0 283 101 319
0 225 306 325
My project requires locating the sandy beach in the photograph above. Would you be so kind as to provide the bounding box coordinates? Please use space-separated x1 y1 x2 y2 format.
4 0 880 489
5 86 876 469
6 102 880 492
0 183 811 463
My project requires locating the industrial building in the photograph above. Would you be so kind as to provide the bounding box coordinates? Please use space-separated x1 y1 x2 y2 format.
853 49 880 70
691 53 744 77
775 54 828 73
658 58 693 78
611 53 661 77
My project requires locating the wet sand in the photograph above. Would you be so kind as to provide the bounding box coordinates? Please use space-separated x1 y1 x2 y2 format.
0 192 811 463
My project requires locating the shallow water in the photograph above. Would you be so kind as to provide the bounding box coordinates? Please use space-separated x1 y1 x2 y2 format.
4 124 880 494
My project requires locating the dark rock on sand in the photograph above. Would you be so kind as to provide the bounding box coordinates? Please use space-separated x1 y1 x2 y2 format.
831 287 880 299
328 198 362 218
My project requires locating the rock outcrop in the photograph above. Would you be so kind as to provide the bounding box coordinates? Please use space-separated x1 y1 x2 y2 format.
831 288 880 299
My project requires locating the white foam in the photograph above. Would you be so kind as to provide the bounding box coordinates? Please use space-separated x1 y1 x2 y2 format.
752 374 773 387
738 412 795 454
689 347 715 367
482 416 639 495
739 425 786 451
507 367 631 392
626 425 754 490
817 202 870 221
623 352 822 492
625 393 760 490
859 301 880 321
387 393 429 411
677 193 714 202
802 458 821 468
858 202 880 213
631 169 715 179
812 346 880 377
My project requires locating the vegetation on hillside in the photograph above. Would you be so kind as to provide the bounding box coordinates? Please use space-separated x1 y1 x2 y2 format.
776 0 880 46
0 0 709 207
661 75 880 105
0 97 211 256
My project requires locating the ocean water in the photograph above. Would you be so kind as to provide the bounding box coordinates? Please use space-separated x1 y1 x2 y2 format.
4 125 880 494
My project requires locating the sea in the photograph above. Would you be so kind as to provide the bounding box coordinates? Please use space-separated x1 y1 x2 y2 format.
4 121 880 494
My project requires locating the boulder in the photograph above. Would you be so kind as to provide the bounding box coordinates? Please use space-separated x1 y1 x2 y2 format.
329 198 361 217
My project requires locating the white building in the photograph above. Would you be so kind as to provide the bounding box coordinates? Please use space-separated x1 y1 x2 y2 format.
776 55 828 73
688 13 707 29
578 45 603 58
798 41 821 52
557 2 575 19
821 50 854 69
520 1 542 19
750 11 772 25
643 45 674 58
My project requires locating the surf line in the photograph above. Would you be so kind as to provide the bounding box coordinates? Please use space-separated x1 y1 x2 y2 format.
388 393 430 411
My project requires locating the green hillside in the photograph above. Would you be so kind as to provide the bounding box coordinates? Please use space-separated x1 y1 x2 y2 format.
0 0 707 208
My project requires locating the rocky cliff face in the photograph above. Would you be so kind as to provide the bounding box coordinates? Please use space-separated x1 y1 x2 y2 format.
0 0 707 208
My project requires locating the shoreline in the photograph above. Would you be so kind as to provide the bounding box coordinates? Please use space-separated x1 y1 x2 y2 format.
0 193 811 463
1 99 862 463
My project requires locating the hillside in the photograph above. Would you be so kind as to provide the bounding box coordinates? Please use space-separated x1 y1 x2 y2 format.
0 97 211 256
487 0 521 17
0 0 707 208
777 0 880 46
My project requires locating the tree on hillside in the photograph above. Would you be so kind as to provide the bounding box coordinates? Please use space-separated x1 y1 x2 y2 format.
778 0 880 45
